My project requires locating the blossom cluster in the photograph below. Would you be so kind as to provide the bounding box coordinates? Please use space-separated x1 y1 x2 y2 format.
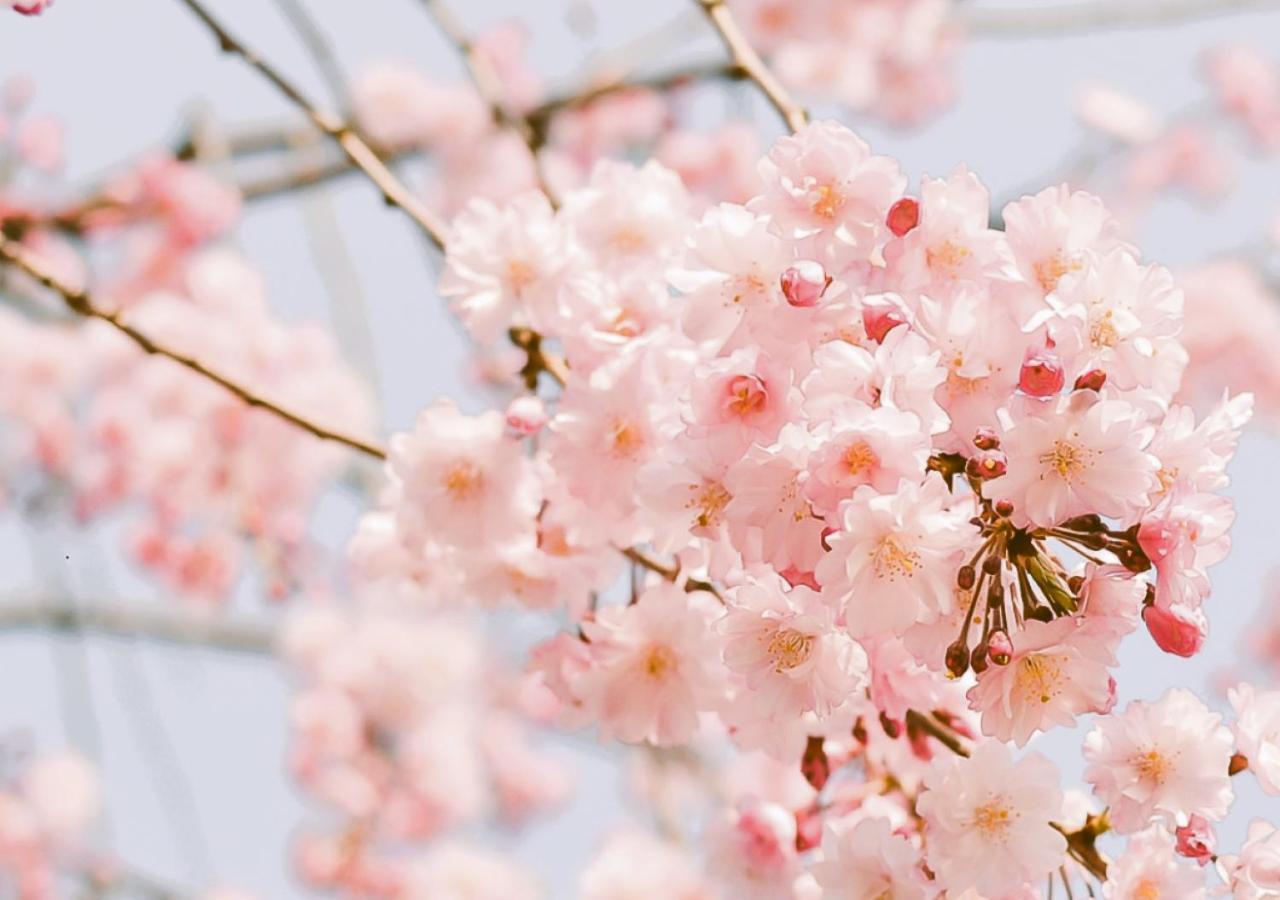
315 118 1274 895
0 750 99 899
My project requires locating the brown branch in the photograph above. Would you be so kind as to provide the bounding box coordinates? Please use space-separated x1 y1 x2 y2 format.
693 0 808 134
962 0 1280 37
173 0 449 250
904 709 971 758
0 235 388 461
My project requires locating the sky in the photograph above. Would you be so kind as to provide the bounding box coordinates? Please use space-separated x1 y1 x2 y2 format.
1 0 1280 896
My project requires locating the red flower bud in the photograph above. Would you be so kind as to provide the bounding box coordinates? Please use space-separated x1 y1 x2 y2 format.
1073 368 1107 392
863 303 907 344
1175 814 1216 866
886 197 920 237
1143 603 1207 658
1018 349 1065 397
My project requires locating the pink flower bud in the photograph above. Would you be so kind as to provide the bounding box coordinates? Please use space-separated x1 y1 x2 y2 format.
1175 814 1216 865
1018 349 1065 397
862 302 907 343
1143 603 1207 658
886 197 920 237
966 451 1007 480
972 427 1000 451
779 260 830 308
10 0 53 14
505 396 547 435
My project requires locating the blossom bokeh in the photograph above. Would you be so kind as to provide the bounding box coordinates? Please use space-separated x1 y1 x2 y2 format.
1 1 1279 898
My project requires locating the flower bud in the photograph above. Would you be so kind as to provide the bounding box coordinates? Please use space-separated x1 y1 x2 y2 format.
994 500 1014 518
862 302 907 344
987 630 1013 666
1073 368 1107 392
780 260 831 308
505 395 547 436
1018 349 1065 397
971 642 989 674
956 565 976 590
886 197 920 237
966 451 1007 480
1174 814 1216 866
1230 752 1250 776
1142 603 1207 657
972 427 1000 451
945 641 970 677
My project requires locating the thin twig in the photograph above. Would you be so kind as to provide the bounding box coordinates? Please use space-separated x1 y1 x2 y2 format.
418 0 559 201
173 0 449 249
962 0 1280 37
0 595 275 654
0 235 387 461
693 0 808 134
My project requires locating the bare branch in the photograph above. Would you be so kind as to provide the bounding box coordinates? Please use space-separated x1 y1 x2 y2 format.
0 235 387 461
173 0 449 249
962 0 1280 37
0 595 275 654
417 0 560 201
693 0 808 134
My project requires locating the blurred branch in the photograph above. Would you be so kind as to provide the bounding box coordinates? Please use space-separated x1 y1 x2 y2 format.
270 0 349 106
0 234 388 460
962 0 1280 37
0 595 275 654
173 0 450 249
418 0 559 201
692 0 807 134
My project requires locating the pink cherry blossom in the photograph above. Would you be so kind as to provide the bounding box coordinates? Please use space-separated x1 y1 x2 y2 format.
1083 688 1234 833
1103 826 1206 899
1229 683 1280 796
1221 820 1280 900
918 740 1066 896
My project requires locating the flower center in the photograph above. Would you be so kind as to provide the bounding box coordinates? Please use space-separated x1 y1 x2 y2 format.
442 461 484 499
872 536 921 580
506 259 536 294
1133 878 1162 900
765 628 814 672
1033 253 1081 294
1014 654 1065 705
926 240 971 274
609 418 645 459
1090 308 1120 348
726 374 769 418
643 644 677 680
971 798 1015 839
1133 749 1173 785
811 183 845 220
1040 439 1093 480
688 480 732 529
843 439 879 476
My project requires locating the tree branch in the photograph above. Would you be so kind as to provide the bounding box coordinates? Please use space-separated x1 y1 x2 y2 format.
0 235 387 461
962 0 1280 37
0 595 275 654
693 0 808 134
418 0 559 201
173 0 449 249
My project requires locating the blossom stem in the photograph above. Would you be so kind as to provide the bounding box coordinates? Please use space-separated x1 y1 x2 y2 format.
0 235 388 461
692 0 809 134
172 0 450 249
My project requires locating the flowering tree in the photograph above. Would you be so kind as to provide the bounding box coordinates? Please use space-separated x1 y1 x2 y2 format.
2 0 1280 897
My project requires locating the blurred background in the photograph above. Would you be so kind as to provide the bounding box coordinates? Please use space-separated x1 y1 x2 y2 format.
1 0 1279 896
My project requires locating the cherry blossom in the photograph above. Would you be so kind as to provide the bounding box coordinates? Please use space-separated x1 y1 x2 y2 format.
1083 689 1234 833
